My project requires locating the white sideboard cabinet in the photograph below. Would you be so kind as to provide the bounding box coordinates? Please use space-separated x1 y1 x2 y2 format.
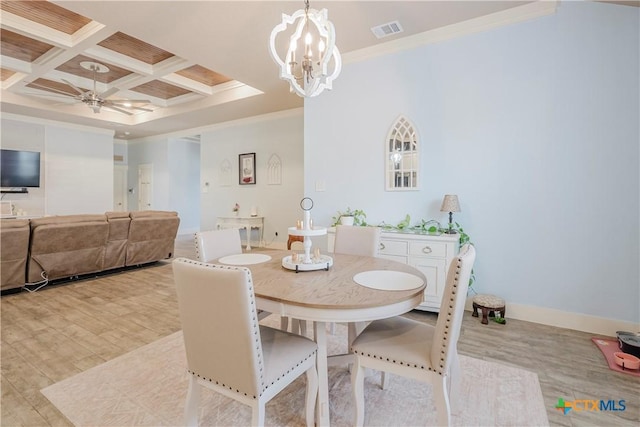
328 228 459 312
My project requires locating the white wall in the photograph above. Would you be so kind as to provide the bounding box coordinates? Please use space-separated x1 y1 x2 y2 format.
200 110 304 246
1 116 114 216
304 2 639 324
0 118 46 216
44 126 113 215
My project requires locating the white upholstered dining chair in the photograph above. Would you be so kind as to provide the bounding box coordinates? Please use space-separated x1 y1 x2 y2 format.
173 258 318 427
194 228 242 262
333 225 381 257
194 228 272 322
350 244 476 427
329 225 383 336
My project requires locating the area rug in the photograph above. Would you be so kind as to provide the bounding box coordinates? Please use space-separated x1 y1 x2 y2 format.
42 319 548 426
592 337 640 377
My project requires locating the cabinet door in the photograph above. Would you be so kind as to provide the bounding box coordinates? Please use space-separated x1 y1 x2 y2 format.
410 256 446 309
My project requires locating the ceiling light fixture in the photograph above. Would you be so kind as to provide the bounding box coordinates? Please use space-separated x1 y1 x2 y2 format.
269 0 341 97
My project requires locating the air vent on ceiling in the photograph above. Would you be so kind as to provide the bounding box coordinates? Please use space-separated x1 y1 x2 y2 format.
371 20 404 39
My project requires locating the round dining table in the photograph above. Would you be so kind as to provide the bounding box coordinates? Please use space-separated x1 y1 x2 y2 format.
217 249 427 427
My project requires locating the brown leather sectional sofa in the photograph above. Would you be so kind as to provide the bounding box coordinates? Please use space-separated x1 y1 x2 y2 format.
1 210 180 291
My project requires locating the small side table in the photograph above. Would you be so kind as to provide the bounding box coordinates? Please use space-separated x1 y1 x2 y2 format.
217 216 264 250
472 294 506 325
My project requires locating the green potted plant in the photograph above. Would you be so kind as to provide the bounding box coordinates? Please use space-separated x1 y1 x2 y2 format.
331 207 367 226
444 221 476 291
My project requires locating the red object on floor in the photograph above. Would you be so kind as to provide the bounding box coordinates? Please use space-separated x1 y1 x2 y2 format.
591 337 640 377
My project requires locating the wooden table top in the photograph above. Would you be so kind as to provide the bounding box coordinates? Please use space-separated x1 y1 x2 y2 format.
232 250 426 310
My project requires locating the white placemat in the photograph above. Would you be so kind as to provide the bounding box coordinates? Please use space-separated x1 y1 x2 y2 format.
218 253 272 265
353 270 424 291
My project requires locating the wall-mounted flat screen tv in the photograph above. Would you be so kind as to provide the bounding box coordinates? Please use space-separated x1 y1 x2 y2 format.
1 149 41 188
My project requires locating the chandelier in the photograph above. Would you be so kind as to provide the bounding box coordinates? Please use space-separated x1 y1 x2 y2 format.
269 0 341 97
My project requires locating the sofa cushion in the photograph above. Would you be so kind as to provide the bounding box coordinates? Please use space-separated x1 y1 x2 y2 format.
1 219 30 290
28 216 109 282
104 212 131 270
126 211 180 265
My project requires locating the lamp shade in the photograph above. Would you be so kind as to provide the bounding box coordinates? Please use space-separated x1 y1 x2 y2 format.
440 195 461 213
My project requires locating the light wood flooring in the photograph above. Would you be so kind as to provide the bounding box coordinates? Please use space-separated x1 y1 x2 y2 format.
1 235 638 426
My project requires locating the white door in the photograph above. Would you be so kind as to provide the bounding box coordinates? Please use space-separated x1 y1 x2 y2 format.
138 164 153 211
113 165 128 212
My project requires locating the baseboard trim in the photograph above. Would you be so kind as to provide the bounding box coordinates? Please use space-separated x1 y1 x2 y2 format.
465 298 639 337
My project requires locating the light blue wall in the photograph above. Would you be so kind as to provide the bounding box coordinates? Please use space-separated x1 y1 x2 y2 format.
304 2 639 323
200 111 304 246
127 139 170 211
168 139 200 234
127 138 200 234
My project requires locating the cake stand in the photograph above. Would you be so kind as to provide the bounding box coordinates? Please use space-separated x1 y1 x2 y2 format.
282 226 333 272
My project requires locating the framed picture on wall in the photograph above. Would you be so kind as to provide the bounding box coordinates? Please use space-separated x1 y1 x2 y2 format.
239 152 256 185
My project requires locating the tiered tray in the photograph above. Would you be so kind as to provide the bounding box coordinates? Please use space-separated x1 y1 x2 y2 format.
282 254 333 271
282 226 333 272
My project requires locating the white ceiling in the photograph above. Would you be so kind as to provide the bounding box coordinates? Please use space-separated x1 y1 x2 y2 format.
1 1 635 140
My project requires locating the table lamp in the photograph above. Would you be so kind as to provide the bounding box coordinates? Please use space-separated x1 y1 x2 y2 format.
440 195 461 234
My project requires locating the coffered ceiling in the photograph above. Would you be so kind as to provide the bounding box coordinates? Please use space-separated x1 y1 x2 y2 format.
1 1 636 140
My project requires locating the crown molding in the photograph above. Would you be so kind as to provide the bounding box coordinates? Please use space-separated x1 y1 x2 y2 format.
343 0 558 65
127 107 304 145
1 112 115 136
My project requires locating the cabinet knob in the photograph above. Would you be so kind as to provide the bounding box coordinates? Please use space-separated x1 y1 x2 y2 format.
422 246 432 254
379 243 385 250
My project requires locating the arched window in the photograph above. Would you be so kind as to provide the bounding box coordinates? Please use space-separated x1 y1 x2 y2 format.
385 116 419 191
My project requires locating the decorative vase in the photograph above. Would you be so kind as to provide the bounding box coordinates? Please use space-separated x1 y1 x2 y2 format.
340 216 354 226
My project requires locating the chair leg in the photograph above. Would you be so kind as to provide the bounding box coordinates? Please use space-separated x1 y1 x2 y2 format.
380 371 388 390
305 365 318 427
433 375 452 427
351 358 366 427
251 402 265 427
449 351 462 414
184 376 200 427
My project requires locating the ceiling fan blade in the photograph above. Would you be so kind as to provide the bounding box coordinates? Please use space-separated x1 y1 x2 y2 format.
105 98 151 104
126 106 154 113
61 79 86 95
99 87 119 99
101 105 133 115
23 92 76 100
102 99 153 113
106 102 153 112
27 82 78 98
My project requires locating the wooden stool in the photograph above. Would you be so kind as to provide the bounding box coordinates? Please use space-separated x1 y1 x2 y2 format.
472 294 506 325
287 234 304 249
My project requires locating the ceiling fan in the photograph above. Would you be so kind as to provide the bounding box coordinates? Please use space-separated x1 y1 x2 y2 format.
27 61 151 115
